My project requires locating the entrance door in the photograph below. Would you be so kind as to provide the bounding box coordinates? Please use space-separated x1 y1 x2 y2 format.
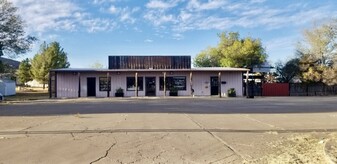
210 76 219 95
145 77 156 96
87 77 96 97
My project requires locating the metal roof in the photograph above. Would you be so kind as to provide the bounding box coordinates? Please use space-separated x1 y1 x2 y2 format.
0 57 20 69
51 67 249 72
191 67 249 71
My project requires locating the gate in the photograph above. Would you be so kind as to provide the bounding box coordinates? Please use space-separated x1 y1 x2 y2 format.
262 83 289 96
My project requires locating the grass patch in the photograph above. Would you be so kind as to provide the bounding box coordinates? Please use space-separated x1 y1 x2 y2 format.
4 87 49 101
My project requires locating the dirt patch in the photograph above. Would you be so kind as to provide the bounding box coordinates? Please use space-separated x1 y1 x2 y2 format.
325 133 337 163
245 133 337 164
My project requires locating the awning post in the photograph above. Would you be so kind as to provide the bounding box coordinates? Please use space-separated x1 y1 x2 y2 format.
218 72 221 98
190 72 193 97
107 72 110 97
163 72 166 97
135 72 138 97
78 72 81 98
246 70 249 97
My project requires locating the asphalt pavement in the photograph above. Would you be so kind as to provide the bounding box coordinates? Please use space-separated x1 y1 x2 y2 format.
0 97 336 163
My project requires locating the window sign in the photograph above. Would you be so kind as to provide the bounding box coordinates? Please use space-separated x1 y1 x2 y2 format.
99 77 111 91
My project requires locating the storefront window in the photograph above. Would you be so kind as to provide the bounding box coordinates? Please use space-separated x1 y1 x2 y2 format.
159 76 186 90
127 77 143 91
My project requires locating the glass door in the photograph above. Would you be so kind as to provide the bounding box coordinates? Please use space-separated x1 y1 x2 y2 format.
145 77 156 96
210 76 219 95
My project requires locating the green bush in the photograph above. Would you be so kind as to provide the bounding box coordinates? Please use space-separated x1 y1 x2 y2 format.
169 87 178 96
227 88 236 97
115 87 124 93
115 87 124 97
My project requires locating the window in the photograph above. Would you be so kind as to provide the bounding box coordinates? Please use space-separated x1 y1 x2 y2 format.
127 77 143 91
159 76 186 91
99 77 111 91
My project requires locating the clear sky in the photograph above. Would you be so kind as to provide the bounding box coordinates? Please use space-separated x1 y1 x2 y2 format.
8 0 337 68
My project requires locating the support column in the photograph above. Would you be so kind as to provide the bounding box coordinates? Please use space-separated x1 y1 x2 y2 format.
135 72 138 97
55 72 57 98
163 72 166 97
246 70 249 97
190 72 193 97
218 72 221 98
107 72 110 97
49 71 52 98
78 72 81 98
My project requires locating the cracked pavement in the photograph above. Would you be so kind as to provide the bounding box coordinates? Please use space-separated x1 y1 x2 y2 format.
1 97 337 163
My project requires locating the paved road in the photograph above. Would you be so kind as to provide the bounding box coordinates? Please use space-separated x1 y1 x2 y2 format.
1 97 337 116
0 97 337 163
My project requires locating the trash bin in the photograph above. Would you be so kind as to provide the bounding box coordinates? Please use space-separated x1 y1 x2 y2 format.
246 81 254 99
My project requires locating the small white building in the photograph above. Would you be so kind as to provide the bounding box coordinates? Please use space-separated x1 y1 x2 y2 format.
26 79 48 88
49 56 249 98
0 79 16 96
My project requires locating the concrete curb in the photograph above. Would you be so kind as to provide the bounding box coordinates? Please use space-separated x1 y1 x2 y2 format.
0 96 247 105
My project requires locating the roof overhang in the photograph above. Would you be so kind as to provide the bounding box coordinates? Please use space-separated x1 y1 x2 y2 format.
51 67 249 73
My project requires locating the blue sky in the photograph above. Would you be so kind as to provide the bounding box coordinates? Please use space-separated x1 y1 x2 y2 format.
8 0 337 68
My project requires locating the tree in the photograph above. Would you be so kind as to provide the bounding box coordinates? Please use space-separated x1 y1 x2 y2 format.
275 58 300 83
90 61 105 68
31 42 70 89
299 21 337 66
0 0 36 58
322 67 337 86
194 32 267 68
31 49 49 89
193 47 220 67
297 20 337 84
16 58 32 86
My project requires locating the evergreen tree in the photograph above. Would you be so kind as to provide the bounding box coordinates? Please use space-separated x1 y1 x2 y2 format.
31 42 70 89
16 58 32 86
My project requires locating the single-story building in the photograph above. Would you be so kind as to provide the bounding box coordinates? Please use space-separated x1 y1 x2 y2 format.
49 56 249 98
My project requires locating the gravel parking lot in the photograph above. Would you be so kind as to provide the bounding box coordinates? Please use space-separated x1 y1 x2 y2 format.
0 97 337 163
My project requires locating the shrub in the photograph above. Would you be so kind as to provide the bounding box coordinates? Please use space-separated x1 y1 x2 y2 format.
116 87 124 93
115 87 124 97
227 88 236 97
169 87 178 96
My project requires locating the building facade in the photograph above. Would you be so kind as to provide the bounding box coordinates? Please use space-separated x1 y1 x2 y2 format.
49 56 249 98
